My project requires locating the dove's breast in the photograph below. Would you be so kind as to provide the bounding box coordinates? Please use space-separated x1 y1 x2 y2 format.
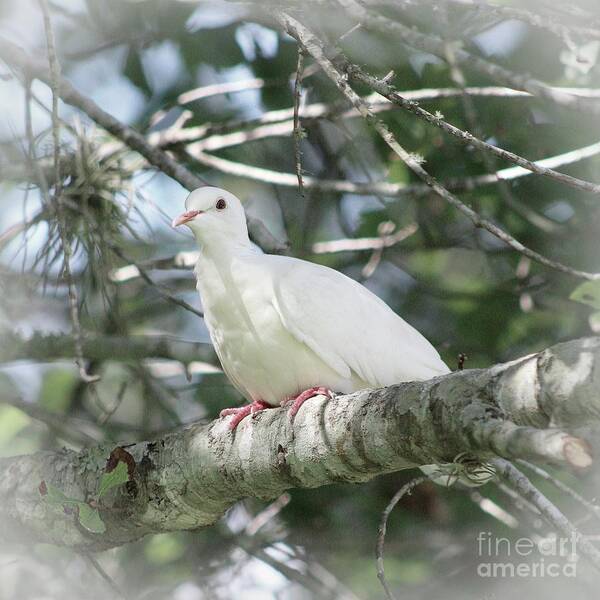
194 253 360 406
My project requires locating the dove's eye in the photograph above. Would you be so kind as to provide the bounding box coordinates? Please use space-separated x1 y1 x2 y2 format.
216 198 227 210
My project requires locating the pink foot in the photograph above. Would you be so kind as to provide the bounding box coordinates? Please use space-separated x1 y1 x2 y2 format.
287 387 334 417
220 400 272 430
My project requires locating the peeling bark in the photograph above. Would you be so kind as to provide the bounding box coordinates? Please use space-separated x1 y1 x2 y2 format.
0 337 598 551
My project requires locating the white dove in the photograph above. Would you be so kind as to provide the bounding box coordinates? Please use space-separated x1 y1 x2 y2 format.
172 186 450 431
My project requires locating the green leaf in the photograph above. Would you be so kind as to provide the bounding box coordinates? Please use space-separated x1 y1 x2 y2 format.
78 504 106 534
40 482 106 534
570 281 600 310
98 461 129 498
43 483 80 506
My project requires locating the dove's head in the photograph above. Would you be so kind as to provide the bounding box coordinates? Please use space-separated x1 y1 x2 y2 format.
172 187 250 248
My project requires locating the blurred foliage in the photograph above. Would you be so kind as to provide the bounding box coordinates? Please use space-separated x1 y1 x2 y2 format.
1 0 600 598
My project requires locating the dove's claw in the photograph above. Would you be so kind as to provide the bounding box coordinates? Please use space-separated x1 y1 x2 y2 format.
287 387 334 417
220 400 271 430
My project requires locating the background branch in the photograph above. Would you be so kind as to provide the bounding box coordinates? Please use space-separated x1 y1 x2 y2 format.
280 12 600 281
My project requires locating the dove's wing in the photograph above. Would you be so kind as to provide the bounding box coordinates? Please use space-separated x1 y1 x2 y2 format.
269 257 449 388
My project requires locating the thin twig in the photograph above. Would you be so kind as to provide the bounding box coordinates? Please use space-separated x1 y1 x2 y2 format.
343 61 600 197
97 380 128 426
84 553 127 600
376 476 428 600
23 80 50 200
238 541 355 600
177 77 270 105
149 77 277 129
442 41 558 233
106 222 415 280
280 13 600 281
312 223 418 254
468 489 519 528
39 0 99 383
493 459 600 572
495 480 542 517
244 493 292 536
109 244 204 318
361 235 386 277
153 85 600 148
517 459 600 521
187 138 600 200
293 46 306 196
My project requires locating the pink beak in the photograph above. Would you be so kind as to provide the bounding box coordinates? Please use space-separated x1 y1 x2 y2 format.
172 209 202 228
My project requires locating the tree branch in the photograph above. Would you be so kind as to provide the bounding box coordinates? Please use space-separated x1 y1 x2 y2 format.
152 85 600 149
493 459 600 569
429 0 600 42
376 476 428 600
0 38 204 192
1 337 598 550
279 12 600 281
182 138 600 201
336 0 600 115
343 62 600 196
0 330 215 366
0 37 287 255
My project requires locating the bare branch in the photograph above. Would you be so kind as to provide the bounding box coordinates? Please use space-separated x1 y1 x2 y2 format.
185 137 600 202
152 85 600 149
517 459 600 521
97 223 417 285
0 330 215 365
177 77 270 105
109 245 204 319
312 223 418 254
493 459 600 570
376 476 428 600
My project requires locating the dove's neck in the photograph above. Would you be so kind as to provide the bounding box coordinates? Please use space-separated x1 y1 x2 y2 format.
194 235 260 313
193 226 255 256
195 233 259 269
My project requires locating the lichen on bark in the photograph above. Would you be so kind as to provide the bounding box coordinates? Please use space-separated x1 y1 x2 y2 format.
0 337 598 551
